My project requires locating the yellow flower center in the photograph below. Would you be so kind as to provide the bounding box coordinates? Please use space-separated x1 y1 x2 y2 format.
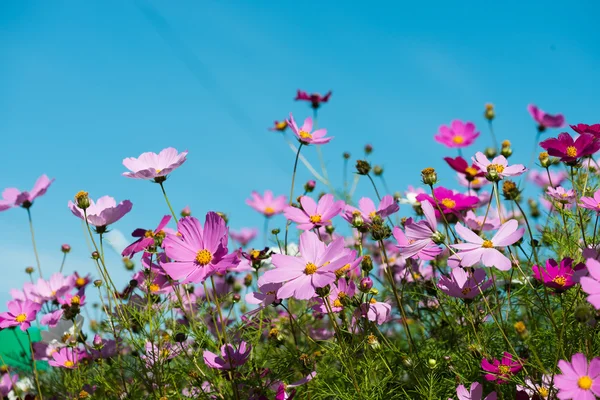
144 230 155 238
498 365 511 375
482 240 494 248
269 328 279 338
552 276 567 286
149 283 160 292
369 211 377 218
250 250 261 259
370 298 377 304
64 360 74 368
304 262 318 275
298 130 312 140
461 287 472 295
333 299 343 308
472 178 481 185
578 375 593 390
309 214 322 224
71 295 81 305
452 135 464 144
338 292 347 299
441 198 456 209
264 206 275 215
75 191 88 201
195 249 213 266
335 264 350 278
155 169 162 174
276 121 287 130
514 321 526 333
15 314 27 323
465 167 478 177
566 146 578 158
538 387 549 397
160 349 170 358
62 333 72 342
76 277 86 287
488 164 505 173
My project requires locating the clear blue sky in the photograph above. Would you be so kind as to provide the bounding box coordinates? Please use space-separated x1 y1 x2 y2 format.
1 0 599 306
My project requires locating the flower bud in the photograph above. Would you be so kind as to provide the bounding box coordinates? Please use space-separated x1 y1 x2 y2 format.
364 144 373 155
421 167 438 186
484 103 495 121
427 358 437 368
539 152 551 168
500 140 512 158
232 293 241 303
181 206 192 217
373 165 383 176
174 332 187 343
93 334 103 349
75 191 90 210
502 180 520 200
93 279 103 287
25 266 34 275
367 334 380 350
325 225 335 235
575 304 592 323
91 251 100 260
514 321 528 338
304 180 316 193
351 212 365 229
359 277 373 292
361 255 373 273
484 147 497 158
431 231 446 245
271 228 280 235
123 257 135 271
315 285 330 297
244 274 253 287
485 165 500 182
61 244 71 254
356 160 371 175
343 152 351 160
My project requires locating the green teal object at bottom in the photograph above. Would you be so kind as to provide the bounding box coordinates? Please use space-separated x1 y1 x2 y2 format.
0 327 48 371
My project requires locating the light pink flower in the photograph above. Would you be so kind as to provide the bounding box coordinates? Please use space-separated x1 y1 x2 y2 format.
528 170 568 188
580 189 600 214
453 382 496 400
122 147 188 181
472 152 526 180
48 347 85 369
438 268 492 299
284 194 344 231
464 210 501 232
555 353 600 399
395 201 443 259
203 342 251 370
342 195 399 225
68 195 132 228
287 113 332 145
0 175 54 211
547 186 576 204
581 258 600 309
229 228 258 247
246 190 287 217
451 220 524 271
34 273 75 301
353 298 391 325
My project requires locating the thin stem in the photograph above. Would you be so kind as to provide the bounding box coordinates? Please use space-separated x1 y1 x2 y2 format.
527 131 542 173
514 200 539 265
366 174 381 201
59 252 68 273
159 182 179 223
488 120 498 152
26 208 43 278
26 330 43 400
284 143 303 255
593 214 599 245
263 217 269 248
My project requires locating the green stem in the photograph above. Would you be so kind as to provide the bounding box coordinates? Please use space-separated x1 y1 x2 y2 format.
26 208 43 279
284 143 303 255
159 182 179 223
26 330 43 400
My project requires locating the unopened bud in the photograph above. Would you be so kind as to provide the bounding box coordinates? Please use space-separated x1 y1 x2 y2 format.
502 180 520 200
61 244 71 254
539 152 550 168
431 231 446 245
361 255 373 273
174 332 187 343
484 103 495 120
304 180 316 193
343 152 351 160
91 251 100 260
93 279 103 287
484 147 497 158
359 277 373 292
514 321 527 338
315 285 330 297
123 257 135 271
232 293 241 303
325 225 335 235
500 140 512 158
25 266 34 275
364 144 373 155
271 228 280 235
421 167 438 186
244 274 253 287
356 160 371 175
373 165 383 176
427 359 437 368
180 206 191 217
93 334 103 348
75 191 90 210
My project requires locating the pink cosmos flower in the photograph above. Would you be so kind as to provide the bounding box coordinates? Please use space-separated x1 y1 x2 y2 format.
245 281 283 316
40 309 64 327
0 373 18 397
0 300 41 331
284 194 344 231
540 132 600 163
353 298 391 325
68 195 133 228
452 382 497 400
581 258 600 309
434 120 479 148
452 220 525 271
313 278 356 313
230 228 258 247
274 371 316 400
532 258 586 291
464 210 501 232
162 213 239 284
555 353 600 399
399 185 427 206
49 347 84 369
438 268 492 299
528 170 568 188
547 186 577 204
34 273 75 301
269 120 288 132
134 255 174 295
457 174 489 190
122 215 172 258
395 201 443 259
580 189 600 214
260 231 352 300
203 342 251 370
472 152 526 180
527 104 565 130
246 190 287 217
287 113 332 145
342 195 399 226
481 352 523 383
572 123 600 138
516 375 554 400
444 156 485 180
141 341 185 367
0 174 54 211
416 187 479 218
122 147 188 181
295 89 332 109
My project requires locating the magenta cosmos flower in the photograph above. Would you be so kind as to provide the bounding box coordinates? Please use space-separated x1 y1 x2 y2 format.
572 123 600 138
284 194 344 230
269 120 288 132
581 258 600 309
122 147 188 181
122 215 172 258
532 258 586 291
229 227 258 247
0 300 41 331
162 213 239 284
580 189 600 214
353 298 391 325
260 231 353 300
313 278 356 313
203 342 251 370
438 268 492 300
454 382 497 400
287 113 332 145
68 195 132 229
416 187 479 218
395 201 443 259
527 104 565 130
472 152 526 180
49 346 85 369
452 220 524 271
434 120 479 148
295 89 332 109
540 132 600 163
342 195 399 225
444 156 485 180
555 353 600 399
482 352 523 383
246 190 287 217
0 174 54 211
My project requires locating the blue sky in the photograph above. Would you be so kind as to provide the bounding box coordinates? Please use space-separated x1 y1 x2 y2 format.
1 0 599 306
